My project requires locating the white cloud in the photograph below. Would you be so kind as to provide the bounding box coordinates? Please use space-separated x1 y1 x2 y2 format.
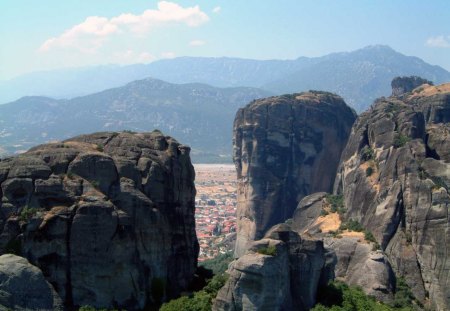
426 35 450 48
161 51 176 59
189 40 206 46
212 6 221 13
38 1 209 53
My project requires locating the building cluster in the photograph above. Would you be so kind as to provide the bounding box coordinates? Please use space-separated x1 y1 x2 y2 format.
193 164 237 261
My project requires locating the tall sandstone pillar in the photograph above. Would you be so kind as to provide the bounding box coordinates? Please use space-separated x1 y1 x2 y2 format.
233 92 356 256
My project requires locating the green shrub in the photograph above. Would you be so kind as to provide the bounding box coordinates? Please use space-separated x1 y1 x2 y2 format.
326 194 346 215
430 176 448 191
384 103 400 115
4 238 22 255
340 219 364 232
361 146 375 162
90 180 100 189
200 252 233 275
312 280 415 311
393 134 410 148
78 306 118 311
151 277 165 304
366 167 374 177
160 273 228 311
256 245 277 256
95 144 104 152
364 230 376 243
392 278 416 309
19 206 38 222
321 209 330 216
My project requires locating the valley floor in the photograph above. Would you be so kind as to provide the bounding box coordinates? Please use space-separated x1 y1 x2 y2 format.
194 164 237 261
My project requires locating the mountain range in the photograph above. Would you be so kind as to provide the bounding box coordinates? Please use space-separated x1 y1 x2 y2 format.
2 45 449 112
0 79 270 162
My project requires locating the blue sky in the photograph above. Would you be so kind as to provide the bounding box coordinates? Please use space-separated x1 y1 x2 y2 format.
1 0 449 80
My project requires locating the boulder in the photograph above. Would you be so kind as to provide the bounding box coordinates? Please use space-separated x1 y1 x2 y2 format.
0 254 63 311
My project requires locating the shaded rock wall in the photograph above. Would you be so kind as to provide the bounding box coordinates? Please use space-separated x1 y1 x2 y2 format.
233 92 356 256
292 193 395 303
334 83 450 310
213 223 335 311
0 131 198 310
391 76 433 96
0 254 63 311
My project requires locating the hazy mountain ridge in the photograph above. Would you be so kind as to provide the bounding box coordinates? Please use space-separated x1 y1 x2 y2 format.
2 45 449 112
0 79 271 161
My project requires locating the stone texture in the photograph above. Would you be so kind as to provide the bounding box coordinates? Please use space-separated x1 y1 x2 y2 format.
0 254 63 311
291 192 395 303
0 131 198 310
324 237 395 303
233 92 356 256
391 76 433 96
213 223 334 311
334 83 450 310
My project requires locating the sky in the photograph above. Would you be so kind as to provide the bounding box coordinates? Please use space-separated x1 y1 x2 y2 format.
1 0 450 80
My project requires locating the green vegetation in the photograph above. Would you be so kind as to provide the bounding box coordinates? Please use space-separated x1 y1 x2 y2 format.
19 206 38 222
78 306 118 311
326 194 346 215
95 144 104 152
90 180 100 189
361 146 375 162
366 167 374 177
384 103 400 115
160 273 228 311
4 238 22 255
393 134 410 148
430 176 448 191
67 172 75 179
417 166 428 180
256 245 277 256
312 281 415 311
123 130 137 134
336 220 380 250
392 278 417 309
321 209 330 216
200 252 233 275
339 219 364 232
151 278 166 304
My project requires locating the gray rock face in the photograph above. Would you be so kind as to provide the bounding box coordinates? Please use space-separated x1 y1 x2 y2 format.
233 92 356 256
0 254 63 311
213 224 334 311
334 83 450 310
292 193 395 303
324 237 395 302
391 76 433 96
0 131 198 310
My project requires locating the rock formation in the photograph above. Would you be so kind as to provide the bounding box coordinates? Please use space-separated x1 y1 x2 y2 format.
233 91 356 256
334 82 450 310
391 76 433 96
0 131 198 310
0 254 63 311
213 223 335 311
292 193 396 303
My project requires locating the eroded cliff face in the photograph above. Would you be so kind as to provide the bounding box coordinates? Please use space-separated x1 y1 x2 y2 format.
334 83 450 310
0 131 198 310
233 92 356 256
213 223 335 311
